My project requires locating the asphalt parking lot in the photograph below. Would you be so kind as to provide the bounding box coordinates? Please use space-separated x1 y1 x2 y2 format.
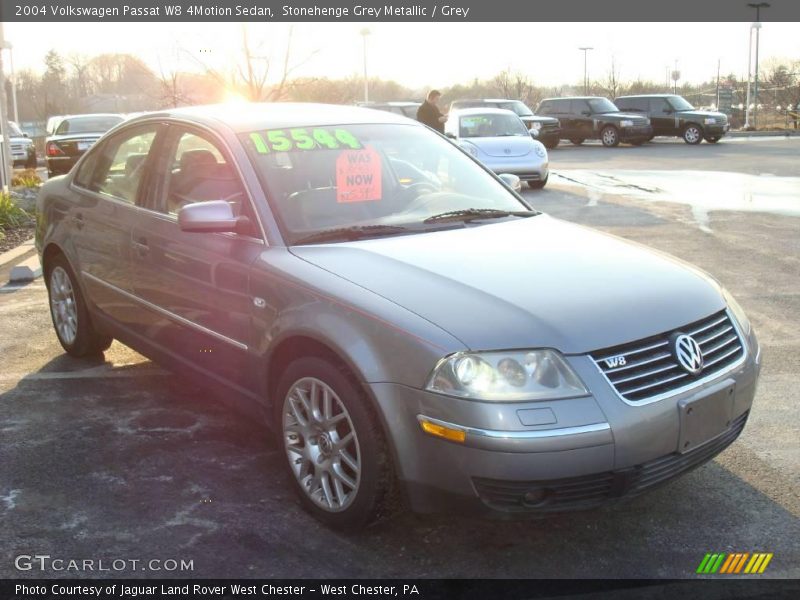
1 137 798 579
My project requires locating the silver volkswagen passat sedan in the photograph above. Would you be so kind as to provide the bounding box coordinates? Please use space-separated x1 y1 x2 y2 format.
36 103 760 530
445 108 549 189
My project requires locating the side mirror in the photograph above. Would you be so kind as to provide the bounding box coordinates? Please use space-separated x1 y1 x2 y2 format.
582 110 592 116
445 132 456 139
23 132 29 138
663 108 673 114
498 173 522 194
178 200 238 233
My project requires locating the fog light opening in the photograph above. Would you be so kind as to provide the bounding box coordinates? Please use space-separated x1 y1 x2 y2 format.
522 488 550 507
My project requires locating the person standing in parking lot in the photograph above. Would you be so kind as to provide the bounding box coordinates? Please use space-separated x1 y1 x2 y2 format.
417 90 448 133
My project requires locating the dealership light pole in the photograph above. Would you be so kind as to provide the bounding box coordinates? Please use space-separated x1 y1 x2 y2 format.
360 28 370 103
579 47 593 94
748 2 769 128
0 23 12 192
1 40 18 123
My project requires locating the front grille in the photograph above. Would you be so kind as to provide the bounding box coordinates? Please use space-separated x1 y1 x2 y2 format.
591 310 745 403
11 143 24 152
472 411 748 513
539 122 560 132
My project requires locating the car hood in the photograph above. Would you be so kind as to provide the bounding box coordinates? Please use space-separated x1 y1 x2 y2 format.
290 216 726 354
677 110 727 120
461 135 534 157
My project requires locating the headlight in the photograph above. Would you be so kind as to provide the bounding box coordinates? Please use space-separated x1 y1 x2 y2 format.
530 122 542 131
426 350 589 401
534 144 546 158
704 117 716 125
722 288 751 337
620 120 634 128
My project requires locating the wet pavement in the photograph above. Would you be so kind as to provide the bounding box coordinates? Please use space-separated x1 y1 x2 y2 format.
1 138 798 579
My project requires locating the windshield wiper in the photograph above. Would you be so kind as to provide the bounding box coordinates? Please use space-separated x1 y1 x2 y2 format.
293 224 411 245
423 208 535 224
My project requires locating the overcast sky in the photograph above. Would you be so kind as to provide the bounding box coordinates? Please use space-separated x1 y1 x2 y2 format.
4 22 799 90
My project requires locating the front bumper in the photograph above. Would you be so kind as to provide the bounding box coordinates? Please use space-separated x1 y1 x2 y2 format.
488 161 549 183
369 327 760 515
619 125 654 142
704 123 729 136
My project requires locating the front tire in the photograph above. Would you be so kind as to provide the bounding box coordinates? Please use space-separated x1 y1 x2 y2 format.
569 138 584 145
600 126 620 147
543 138 559 150
683 124 704 145
527 174 548 189
46 254 113 357
276 357 394 530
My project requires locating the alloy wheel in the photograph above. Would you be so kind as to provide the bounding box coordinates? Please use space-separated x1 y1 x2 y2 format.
282 377 361 512
49 266 78 346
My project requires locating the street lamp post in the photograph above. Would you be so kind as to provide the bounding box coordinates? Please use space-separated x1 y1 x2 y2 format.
746 2 770 129
0 22 12 191
359 28 370 103
578 47 593 94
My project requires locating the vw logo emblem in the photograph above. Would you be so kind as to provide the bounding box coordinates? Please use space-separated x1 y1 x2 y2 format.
673 334 704 374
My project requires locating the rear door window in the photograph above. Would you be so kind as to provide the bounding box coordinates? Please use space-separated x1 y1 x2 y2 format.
73 125 159 204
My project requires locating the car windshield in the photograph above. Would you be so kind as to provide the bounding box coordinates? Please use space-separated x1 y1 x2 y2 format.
668 96 695 111
7 122 24 137
56 116 123 135
241 123 532 244
459 113 528 138
587 98 620 113
497 101 534 117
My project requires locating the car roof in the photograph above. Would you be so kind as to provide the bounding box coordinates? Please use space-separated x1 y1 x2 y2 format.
453 98 524 103
58 113 125 120
616 94 678 99
540 96 609 101
448 107 519 117
127 103 414 133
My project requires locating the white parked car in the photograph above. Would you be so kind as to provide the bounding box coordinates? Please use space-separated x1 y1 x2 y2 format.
445 108 549 189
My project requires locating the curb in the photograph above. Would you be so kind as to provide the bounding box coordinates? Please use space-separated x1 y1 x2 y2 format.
727 131 800 138
9 254 42 283
0 237 35 268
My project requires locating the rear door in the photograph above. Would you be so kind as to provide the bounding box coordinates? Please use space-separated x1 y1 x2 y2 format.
649 97 676 135
69 123 163 326
570 100 595 139
128 124 264 390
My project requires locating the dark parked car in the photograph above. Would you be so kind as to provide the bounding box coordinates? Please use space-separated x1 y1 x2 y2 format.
450 99 561 149
45 113 125 176
357 101 421 118
537 97 652 147
614 94 730 144
37 103 759 530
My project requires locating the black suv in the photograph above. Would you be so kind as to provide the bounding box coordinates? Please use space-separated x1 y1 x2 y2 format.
536 97 652 147
450 99 561 149
614 94 729 144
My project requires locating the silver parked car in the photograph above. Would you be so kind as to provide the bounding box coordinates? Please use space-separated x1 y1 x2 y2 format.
445 108 549 189
36 103 760 530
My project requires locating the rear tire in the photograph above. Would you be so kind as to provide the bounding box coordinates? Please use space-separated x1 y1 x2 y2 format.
275 356 395 530
46 254 113 357
600 126 620 147
683 124 704 145
569 138 584 145
543 138 559 150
